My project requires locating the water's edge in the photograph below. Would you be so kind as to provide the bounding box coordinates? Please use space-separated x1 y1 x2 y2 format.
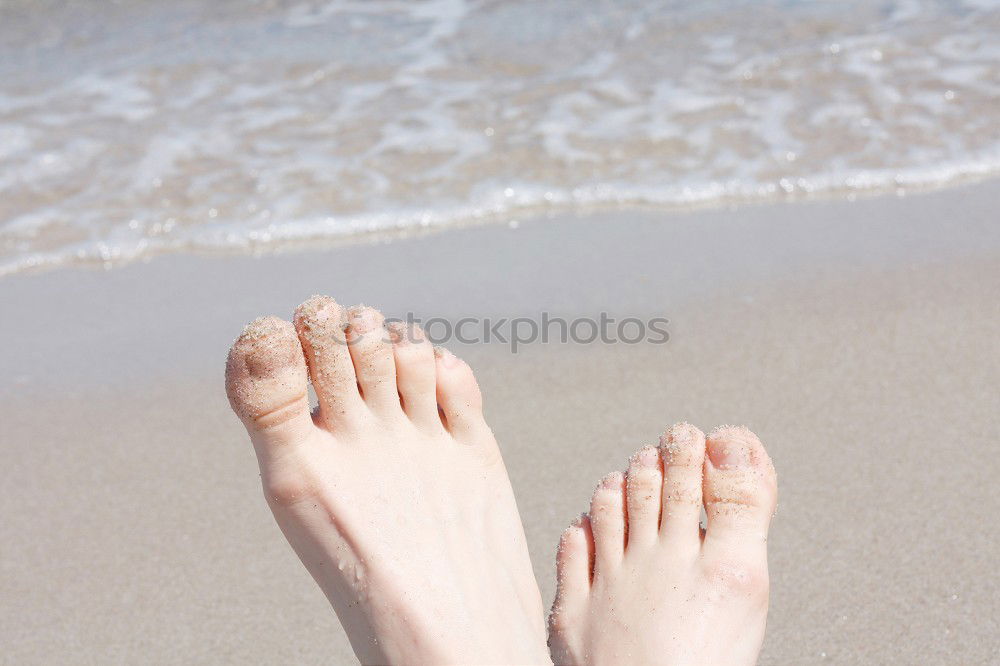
2 0 999 276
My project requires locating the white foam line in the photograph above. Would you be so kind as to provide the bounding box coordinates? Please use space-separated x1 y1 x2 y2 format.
3 156 999 278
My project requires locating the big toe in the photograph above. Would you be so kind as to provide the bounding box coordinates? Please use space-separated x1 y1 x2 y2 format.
702 426 777 553
225 316 315 457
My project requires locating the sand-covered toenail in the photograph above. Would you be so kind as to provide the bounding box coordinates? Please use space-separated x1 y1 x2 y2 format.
706 427 752 469
239 315 284 342
295 294 343 329
661 422 702 463
348 305 382 334
665 421 698 442
296 294 330 320
386 320 408 344
599 471 623 490
233 317 300 379
295 296 350 356
434 345 461 367
632 446 659 468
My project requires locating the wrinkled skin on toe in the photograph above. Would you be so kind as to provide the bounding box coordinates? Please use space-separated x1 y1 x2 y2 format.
548 423 777 666
226 297 551 666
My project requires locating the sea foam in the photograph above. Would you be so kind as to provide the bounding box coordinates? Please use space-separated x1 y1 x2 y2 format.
1 0 998 274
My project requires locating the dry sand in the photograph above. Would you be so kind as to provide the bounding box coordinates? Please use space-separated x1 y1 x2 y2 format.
1 182 998 664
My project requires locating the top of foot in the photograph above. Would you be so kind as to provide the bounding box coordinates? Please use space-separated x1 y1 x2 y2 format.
226 296 551 665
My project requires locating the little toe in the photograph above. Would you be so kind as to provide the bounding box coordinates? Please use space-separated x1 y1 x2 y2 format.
225 316 315 460
293 295 366 431
551 515 593 628
388 321 441 432
702 426 778 555
625 446 663 551
433 347 490 442
588 471 626 578
659 422 707 550
345 305 400 414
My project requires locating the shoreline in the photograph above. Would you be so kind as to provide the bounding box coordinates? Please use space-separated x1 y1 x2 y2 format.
2 183 998 663
5 172 1000 280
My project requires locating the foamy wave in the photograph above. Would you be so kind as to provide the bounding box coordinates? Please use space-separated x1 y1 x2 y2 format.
1 0 999 275
5 150 998 277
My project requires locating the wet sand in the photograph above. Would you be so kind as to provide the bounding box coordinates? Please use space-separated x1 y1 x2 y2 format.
1 182 998 664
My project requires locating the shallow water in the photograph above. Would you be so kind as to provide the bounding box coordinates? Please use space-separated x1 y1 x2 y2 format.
1 0 998 275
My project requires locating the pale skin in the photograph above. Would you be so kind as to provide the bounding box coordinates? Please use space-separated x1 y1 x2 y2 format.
225 295 777 666
225 296 551 665
548 424 778 666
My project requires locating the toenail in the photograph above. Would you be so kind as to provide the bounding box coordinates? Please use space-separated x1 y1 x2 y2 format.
667 422 699 443
237 327 298 378
633 447 659 468
434 346 460 367
386 321 407 344
296 295 338 323
239 316 283 342
599 472 622 489
388 320 423 346
348 306 381 334
707 437 751 469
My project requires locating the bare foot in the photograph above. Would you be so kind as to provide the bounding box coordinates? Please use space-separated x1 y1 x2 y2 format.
225 296 550 665
548 423 777 666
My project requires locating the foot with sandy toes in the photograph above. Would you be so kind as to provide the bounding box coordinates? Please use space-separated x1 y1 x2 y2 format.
548 423 777 666
225 295 551 665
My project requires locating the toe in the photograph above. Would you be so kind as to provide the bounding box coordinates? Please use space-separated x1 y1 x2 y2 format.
702 426 777 554
293 295 366 431
434 347 489 441
388 322 441 432
225 316 315 459
589 471 626 577
659 422 707 549
550 516 592 636
625 446 663 551
345 306 400 413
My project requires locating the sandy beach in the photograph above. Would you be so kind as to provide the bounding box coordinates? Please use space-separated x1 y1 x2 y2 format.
2 181 999 664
